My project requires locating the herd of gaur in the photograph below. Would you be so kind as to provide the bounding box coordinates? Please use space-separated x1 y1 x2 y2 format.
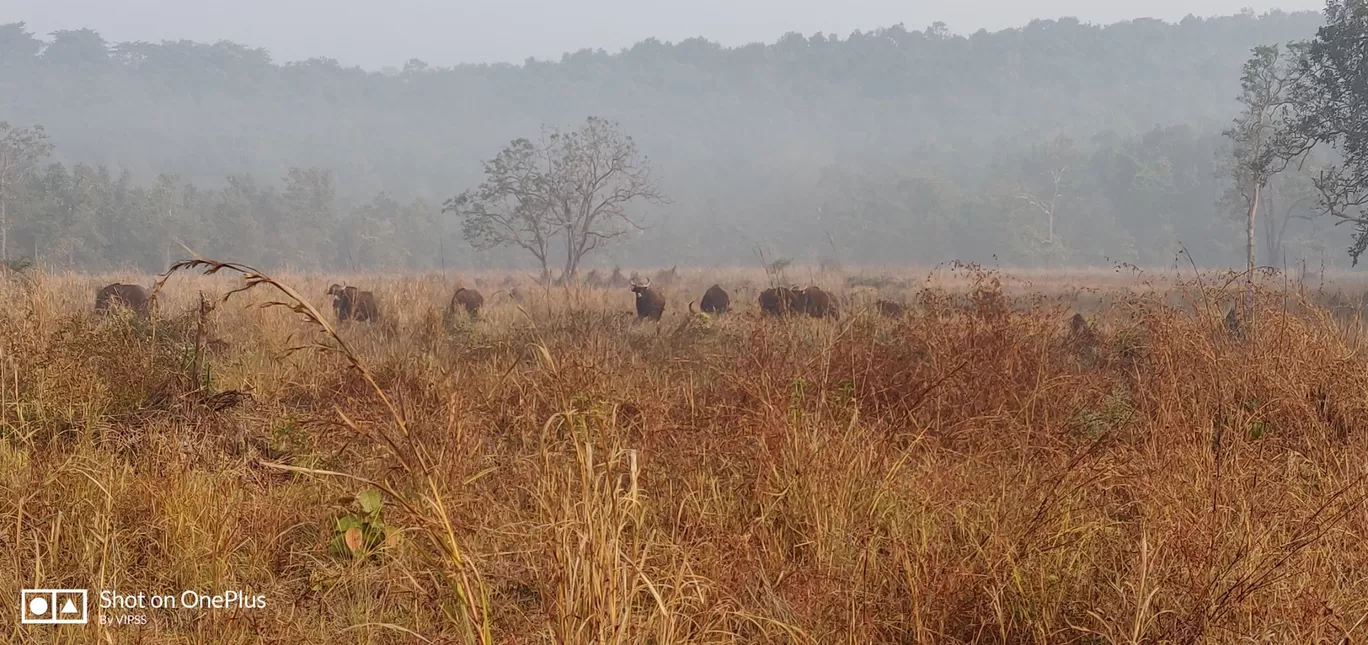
89 278 1253 365
91 277 914 323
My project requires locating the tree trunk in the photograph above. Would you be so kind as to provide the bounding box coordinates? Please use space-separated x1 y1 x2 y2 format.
1245 182 1261 321
563 233 576 281
1047 203 1055 243
1262 187 1276 260
1246 183 1260 276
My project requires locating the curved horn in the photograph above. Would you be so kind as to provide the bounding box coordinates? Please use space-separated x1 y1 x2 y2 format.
689 300 697 314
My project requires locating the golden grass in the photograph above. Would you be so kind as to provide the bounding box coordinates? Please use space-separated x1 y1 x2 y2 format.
4 260 1368 644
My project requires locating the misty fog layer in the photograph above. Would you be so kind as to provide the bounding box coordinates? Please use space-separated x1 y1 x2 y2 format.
0 11 1344 272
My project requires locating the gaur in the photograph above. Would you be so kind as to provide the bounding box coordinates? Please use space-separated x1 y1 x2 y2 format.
95 283 153 316
327 284 380 322
630 278 666 321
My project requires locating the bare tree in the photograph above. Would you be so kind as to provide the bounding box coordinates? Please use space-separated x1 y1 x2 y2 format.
444 137 557 279
1225 45 1297 283
447 118 664 280
1016 135 1072 244
0 122 53 262
546 117 665 278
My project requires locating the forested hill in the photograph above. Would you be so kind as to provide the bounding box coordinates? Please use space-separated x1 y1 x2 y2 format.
0 12 1322 198
0 11 1345 271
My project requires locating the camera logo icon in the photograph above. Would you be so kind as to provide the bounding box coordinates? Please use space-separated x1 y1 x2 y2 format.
21 589 88 624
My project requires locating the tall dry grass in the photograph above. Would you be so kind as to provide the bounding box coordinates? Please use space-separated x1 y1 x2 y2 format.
2 261 1368 644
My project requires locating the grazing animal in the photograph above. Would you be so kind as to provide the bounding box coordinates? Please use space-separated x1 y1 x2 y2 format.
1225 307 1244 340
95 283 153 316
699 284 730 314
875 299 906 318
759 286 801 316
1069 313 1087 334
448 287 484 316
1064 312 1102 363
797 286 839 318
630 278 666 321
327 284 380 322
1066 313 1099 347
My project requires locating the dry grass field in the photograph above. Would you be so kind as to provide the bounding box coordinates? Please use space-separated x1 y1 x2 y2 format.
5 259 1368 644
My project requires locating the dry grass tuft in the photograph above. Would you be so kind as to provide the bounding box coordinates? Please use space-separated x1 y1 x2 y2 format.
4 261 1368 643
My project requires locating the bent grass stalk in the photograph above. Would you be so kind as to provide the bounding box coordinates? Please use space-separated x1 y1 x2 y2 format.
158 258 491 643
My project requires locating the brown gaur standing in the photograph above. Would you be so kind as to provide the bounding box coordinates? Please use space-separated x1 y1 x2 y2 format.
875 299 906 318
758 286 801 317
630 278 666 321
448 287 484 317
1069 313 1088 336
698 284 730 314
327 284 380 322
95 283 154 316
1065 312 1101 356
797 286 840 318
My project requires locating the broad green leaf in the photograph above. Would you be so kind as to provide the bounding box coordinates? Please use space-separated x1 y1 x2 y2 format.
357 489 383 514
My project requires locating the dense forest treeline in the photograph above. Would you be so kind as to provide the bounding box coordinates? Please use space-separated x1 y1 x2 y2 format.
0 11 1355 272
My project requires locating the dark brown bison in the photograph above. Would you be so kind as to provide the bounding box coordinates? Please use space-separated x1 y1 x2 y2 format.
797 286 839 318
698 284 730 314
95 283 153 316
1066 313 1099 348
630 278 665 321
875 299 906 318
447 287 484 317
1062 312 1102 366
327 284 380 322
1069 313 1089 336
1225 307 1244 341
759 286 801 317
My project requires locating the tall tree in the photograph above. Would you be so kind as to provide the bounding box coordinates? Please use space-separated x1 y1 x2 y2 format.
448 118 664 278
0 122 53 262
1273 0 1368 263
1015 134 1074 245
546 117 665 277
0 22 42 62
445 137 558 278
1225 45 1296 281
283 167 337 268
41 28 110 67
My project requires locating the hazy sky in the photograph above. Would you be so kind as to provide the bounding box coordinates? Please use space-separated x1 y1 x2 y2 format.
6 0 1325 69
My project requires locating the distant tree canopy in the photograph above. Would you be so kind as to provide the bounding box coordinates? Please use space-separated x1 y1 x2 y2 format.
0 12 1356 272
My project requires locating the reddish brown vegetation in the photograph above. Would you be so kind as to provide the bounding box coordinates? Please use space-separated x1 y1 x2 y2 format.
6 265 1368 643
